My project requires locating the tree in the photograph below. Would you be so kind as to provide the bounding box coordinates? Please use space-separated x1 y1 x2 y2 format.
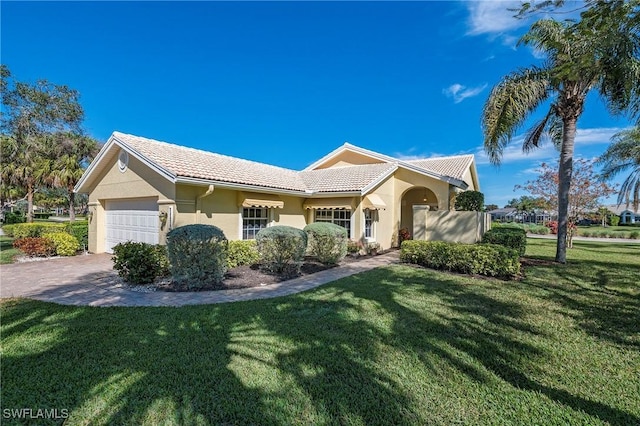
454 190 484 211
482 5 640 263
47 132 100 222
484 204 499 212
598 126 640 213
517 159 617 224
0 65 85 222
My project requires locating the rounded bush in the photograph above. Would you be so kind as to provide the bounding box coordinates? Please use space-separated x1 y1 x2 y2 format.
167 224 228 289
227 240 260 269
112 241 166 285
304 222 348 265
43 232 79 256
256 226 307 275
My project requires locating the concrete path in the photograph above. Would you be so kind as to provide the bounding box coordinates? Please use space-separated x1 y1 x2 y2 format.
526 234 640 244
0 252 399 307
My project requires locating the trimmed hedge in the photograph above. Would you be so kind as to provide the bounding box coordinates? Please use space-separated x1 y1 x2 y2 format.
227 240 260 269
2 224 16 237
304 222 348 265
10 223 67 238
167 224 228 288
112 242 168 285
43 232 80 256
400 240 520 278
481 227 527 256
66 222 89 249
256 226 307 275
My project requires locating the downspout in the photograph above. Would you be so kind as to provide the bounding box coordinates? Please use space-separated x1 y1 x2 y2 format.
195 185 215 224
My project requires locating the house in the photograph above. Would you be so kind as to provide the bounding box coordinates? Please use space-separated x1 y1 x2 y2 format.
604 204 640 224
75 132 482 253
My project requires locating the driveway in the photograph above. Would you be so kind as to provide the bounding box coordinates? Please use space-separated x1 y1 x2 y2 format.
0 252 399 307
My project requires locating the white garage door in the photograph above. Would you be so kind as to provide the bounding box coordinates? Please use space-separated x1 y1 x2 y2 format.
105 198 159 253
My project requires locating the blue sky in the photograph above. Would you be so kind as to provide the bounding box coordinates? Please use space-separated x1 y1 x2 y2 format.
2 1 632 206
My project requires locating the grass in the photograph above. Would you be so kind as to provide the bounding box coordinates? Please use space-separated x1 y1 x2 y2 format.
1 239 639 425
0 235 21 264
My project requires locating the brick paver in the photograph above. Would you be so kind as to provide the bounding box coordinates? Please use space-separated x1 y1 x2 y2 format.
0 252 399 307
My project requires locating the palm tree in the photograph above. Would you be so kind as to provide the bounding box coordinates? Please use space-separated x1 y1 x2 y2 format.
598 126 640 213
0 135 51 222
482 11 640 263
48 133 100 222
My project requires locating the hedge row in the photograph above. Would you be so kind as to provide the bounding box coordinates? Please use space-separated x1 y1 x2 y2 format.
12 233 80 257
3 222 88 248
400 240 520 278
481 227 527 256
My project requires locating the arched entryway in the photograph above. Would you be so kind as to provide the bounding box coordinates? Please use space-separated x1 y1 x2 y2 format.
400 187 438 235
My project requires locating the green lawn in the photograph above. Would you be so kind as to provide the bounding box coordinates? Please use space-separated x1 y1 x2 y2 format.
0 235 21 264
2 240 639 425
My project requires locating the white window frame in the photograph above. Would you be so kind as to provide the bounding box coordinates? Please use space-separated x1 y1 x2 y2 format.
364 209 377 241
314 209 352 238
241 207 269 240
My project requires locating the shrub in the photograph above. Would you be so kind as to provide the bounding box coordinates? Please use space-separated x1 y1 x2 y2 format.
112 241 167 285
167 224 228 288
304 222 347 265
227 240 260 269
400 240 520 278
66 222 89 249
346 240 362 255
12 223 67 238
13 237 56 257
153 244 171 277
256 226 307 276
3 212 26 224
398 228 411 243
629 231 639 239
481 227 527 256
43 232 79 256
608 215 621 226
2 224 16 237
454 190 484 211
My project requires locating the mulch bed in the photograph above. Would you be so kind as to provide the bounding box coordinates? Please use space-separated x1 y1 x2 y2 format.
156 253 381 292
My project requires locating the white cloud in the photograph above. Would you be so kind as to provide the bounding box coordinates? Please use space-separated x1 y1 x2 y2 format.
443 83 488 103
465 1 526 36
475 126 629 165
575 127 625 145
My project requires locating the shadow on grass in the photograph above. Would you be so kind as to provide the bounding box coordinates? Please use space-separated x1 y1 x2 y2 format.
525 258 640 349
2 263 638 424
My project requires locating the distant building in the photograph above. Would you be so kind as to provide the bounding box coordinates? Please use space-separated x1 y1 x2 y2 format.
604 204 640 224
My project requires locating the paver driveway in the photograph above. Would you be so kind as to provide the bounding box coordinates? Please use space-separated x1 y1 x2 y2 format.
0 252 399 307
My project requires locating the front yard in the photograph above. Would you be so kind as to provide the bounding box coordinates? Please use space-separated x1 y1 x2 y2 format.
1 239 638 425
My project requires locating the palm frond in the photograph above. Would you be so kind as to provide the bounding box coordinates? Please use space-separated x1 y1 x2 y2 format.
482 67 551 165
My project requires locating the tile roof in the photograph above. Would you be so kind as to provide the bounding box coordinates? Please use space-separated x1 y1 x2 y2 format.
110 132 473 194
405 155 474 181
114 132 306 192
299 163 396 192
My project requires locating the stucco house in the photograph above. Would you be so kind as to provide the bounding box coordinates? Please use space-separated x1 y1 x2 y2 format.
75 132 481 253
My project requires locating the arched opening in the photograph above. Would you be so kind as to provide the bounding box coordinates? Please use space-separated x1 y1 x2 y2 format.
400 187 438 235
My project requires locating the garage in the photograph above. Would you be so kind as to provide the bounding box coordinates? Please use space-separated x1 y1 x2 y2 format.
105 198 159 253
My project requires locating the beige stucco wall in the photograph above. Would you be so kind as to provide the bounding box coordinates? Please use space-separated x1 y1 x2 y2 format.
415 211 491 243
174 185 309 240
360 177 395 249
86 152 175 253
315 151 385 169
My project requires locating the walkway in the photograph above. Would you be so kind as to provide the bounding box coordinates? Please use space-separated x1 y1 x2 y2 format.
0 252 399 307
527 234 640 244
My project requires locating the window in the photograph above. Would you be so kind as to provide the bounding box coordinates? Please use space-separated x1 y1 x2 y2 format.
314 209 351 237
364 209 377 240
242 208 268 240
